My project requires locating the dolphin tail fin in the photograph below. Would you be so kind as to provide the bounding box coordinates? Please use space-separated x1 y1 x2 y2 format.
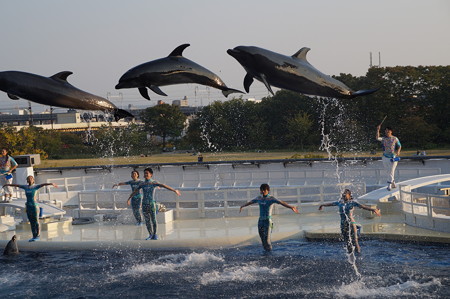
222 88 244 98
350 88 379 98
114 109 134 121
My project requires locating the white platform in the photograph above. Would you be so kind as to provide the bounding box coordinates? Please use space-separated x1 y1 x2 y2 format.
359 174 450 202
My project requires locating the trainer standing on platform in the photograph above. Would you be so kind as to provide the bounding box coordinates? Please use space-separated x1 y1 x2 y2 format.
0 148 18 201
376 125 401 191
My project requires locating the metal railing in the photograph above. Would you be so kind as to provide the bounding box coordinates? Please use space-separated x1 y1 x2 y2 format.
75 183 366 219
40 166 439 194
399 185 450 232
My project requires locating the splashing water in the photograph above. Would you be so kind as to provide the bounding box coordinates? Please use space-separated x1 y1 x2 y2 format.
318 97 346 184
1 242 448 298
317 97 365 278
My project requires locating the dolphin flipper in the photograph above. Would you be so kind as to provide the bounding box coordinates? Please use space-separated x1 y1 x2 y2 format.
260 74 275 95
7 93 20 100
168 44 190 57
350 88 379 98
149 85 168 96
138 87 151 101
244 73 254 93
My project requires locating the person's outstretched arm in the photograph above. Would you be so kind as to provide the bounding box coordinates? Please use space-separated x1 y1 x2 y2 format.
278 200 299 213
318 202 339 210
3 183 20 188
112 182 126 188
157 183 180 196
240 201 255 213
358 203 381 216
40 183 58 188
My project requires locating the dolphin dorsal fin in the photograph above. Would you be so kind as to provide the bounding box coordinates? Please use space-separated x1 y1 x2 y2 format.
292 47 310 60
168 44 190 57
50 71 73 82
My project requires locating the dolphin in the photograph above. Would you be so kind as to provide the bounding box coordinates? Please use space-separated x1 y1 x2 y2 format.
3 235 19 255
227 46 378 99
0 71 134 121
115 44 243 100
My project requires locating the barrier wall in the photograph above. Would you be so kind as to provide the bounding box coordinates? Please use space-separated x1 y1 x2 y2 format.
74 182 366 219
399 185 450 233
33 157 448 206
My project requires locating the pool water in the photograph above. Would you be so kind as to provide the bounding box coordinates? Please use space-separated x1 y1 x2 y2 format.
1 240 449 298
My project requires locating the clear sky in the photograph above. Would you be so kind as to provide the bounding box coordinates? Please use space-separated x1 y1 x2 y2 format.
1 0 449 113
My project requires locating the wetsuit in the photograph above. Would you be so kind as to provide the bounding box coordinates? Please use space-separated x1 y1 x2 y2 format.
329 200 362 253
136 179 162 237
17 184 46 239
124 179 143 224
250 194 282 251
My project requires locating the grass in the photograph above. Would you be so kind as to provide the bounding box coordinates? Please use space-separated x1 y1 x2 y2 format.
36 149 450 168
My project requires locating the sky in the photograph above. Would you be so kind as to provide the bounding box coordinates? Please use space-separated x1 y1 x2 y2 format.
0 0 449 113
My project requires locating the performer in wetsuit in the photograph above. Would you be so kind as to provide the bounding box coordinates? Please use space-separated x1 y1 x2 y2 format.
319 189 381 253
128 168 180 240
0 148 18 201
113 170 143 225
3 175 57 242
240 184 299 251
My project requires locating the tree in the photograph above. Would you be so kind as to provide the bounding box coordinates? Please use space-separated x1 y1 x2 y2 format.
140 104 187 149
286 112 313 149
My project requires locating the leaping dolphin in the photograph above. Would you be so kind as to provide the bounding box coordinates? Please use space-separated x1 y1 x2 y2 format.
227 46 378 99
0 71 134 121
115 44 243 100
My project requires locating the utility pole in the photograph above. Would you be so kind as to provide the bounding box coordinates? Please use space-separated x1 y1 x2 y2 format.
28 101 33 126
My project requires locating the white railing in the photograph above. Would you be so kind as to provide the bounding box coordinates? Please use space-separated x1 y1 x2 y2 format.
399 185 450 232
75 183 366 219
40 166 440 194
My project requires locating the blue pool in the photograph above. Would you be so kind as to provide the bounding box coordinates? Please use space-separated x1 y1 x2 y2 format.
1 240 449 298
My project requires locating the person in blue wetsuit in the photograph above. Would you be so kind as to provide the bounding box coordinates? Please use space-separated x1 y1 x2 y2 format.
3 175 57 242
319 189 381 253
113 170 143 225
240 184 299 252
128 168 180 240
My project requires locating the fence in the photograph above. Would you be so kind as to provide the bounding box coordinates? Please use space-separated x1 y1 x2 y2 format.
399 185 450 233
74 182 366 219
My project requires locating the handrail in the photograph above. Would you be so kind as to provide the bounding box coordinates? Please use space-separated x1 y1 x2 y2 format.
399 185 450 232
399 187 450 218
76 183 366 219
34 155 450 173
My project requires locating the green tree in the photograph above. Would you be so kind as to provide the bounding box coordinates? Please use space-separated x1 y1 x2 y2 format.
140 104 187 149
286 112 313 149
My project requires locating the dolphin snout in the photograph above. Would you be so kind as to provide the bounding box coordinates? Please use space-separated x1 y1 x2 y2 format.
227 49 239 57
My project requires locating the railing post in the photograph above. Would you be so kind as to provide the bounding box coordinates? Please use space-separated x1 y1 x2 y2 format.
426 195 433 219
199 192 205 218
224 191 229 217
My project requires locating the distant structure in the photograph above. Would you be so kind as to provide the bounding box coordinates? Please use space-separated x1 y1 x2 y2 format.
246 98 262 103
370 52 381 68
172 96 189 107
